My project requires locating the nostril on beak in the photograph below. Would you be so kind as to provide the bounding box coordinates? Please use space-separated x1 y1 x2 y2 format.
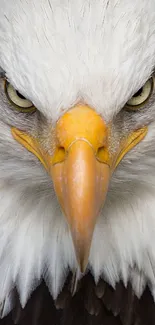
96 146 110 165
52 146 66 165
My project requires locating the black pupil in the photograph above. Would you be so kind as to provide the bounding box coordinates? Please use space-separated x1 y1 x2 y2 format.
16 90 26 100
133 87 143 97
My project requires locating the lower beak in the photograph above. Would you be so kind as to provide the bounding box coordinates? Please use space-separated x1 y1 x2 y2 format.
11 105 147 272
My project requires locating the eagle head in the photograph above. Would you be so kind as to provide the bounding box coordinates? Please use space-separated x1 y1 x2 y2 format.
0 0 155 315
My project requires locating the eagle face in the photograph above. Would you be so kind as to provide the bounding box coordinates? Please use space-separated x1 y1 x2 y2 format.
0 0 155 316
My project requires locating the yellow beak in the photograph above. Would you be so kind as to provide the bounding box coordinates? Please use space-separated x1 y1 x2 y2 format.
11 105 147 272
51 141 110 271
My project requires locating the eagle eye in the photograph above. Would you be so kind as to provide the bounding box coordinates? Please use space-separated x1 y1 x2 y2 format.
5 81 36 113
126 77 154 110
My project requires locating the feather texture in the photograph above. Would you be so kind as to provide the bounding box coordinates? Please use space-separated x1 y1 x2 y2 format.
0 0 155 121
0 274 154 325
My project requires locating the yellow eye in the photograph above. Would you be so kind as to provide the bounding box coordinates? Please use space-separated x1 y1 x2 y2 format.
5 81 36 113
126 77 154 109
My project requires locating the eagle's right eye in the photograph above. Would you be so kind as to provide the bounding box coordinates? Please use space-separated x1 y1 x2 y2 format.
5 81 36 113
126 77 154 110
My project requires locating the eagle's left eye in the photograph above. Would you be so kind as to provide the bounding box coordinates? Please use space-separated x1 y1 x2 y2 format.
5 81 36 113
126 77 154 109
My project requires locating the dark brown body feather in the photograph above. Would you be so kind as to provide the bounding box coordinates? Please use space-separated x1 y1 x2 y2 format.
0 273 154 325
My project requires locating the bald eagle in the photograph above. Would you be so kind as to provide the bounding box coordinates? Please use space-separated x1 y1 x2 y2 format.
0 0 155 324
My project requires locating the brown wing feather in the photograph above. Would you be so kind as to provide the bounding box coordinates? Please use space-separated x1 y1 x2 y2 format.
0 273 154 325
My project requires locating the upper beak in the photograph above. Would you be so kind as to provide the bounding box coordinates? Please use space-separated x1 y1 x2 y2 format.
51 105 110 272
51 141 110 272
11 105 147 272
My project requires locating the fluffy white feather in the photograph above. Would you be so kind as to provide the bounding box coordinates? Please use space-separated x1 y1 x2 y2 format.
0 0 155 121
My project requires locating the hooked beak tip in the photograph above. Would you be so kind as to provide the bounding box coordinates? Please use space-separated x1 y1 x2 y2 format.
79 258 88 274
72 233 93 274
